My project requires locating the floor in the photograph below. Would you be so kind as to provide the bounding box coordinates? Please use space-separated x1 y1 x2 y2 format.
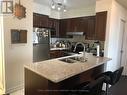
108 76 127 95
9 76 127 95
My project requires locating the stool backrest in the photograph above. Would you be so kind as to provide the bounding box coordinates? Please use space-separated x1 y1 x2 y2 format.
112 67 124 85
88 76 105 95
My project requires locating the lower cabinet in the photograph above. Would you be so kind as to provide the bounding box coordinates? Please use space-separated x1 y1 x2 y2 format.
25 64 105 95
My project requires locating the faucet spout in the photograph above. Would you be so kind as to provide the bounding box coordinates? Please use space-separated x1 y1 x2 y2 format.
73 42 87 62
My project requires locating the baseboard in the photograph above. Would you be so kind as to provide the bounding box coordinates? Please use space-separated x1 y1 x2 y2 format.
5 84 24 94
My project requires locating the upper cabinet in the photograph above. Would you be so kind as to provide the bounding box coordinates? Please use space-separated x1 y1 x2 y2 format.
33 12 107 41
48 18 59 37
95 11 107 41
33 13 49 28
85 16 96 40
59 16 96 39
33 13 59 37
59 19 68 38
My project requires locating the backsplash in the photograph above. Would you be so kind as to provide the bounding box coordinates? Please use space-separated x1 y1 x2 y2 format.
50 36 104 50
50 36 86 44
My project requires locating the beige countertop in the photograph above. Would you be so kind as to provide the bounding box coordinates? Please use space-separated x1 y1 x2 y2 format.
25 53 111 83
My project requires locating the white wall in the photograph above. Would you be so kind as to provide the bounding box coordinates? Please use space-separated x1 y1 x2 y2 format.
0 15 5 94
33 2 60 19
96 0 127 71
60 6 96 19
3 0 33 93
107 0 127 71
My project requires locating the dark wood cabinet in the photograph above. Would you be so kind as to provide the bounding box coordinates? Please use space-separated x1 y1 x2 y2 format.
25 64 105 95
68 18 78 32
86 16 96 40
33 13 59 37
59 19 68 37
50 50 65 59
33 13 49 28
48 18 59 37
59 16 96 39
33 12 107 40
95 11 107 41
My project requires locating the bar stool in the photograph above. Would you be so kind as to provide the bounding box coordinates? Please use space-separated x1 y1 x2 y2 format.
67 76 106 95
96 67 124 95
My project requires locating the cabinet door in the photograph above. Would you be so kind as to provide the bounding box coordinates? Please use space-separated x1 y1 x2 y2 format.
48 18 53 28
59 19 68 37
53 19 59 37
48 18 59 37
95 11 107 41
33 13 49 28
33 13 38 27
78 17 87 32
86 16 96 40
68 18 79 32
40 14 48 28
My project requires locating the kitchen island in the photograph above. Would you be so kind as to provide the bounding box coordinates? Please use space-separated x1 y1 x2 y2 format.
25 53 111 95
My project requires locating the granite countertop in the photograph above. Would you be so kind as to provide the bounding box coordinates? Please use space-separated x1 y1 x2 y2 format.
25 53 111 83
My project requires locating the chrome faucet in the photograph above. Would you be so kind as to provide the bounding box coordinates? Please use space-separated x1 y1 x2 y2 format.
73 42 87 62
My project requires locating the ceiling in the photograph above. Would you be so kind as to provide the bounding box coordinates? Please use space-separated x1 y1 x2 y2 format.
116 0 127 9
34 0 96 9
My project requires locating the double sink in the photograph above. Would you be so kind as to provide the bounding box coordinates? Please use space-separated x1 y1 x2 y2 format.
59 56 87 64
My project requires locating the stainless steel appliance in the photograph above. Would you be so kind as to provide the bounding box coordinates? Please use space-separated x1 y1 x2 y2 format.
33 27 50 62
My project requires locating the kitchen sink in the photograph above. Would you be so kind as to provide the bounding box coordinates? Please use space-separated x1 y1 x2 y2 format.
59 58 76 63
59 56 87 63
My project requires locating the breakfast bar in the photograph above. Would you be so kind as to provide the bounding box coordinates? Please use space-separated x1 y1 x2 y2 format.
25 53 111 95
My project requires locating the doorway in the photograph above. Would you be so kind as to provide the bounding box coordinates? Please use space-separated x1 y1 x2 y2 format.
118 19 127 75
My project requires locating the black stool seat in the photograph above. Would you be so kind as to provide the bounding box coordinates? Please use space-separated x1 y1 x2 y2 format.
96 67 124 95
68 76 106 95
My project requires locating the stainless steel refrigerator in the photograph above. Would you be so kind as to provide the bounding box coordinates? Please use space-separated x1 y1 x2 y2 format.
33 28 50 62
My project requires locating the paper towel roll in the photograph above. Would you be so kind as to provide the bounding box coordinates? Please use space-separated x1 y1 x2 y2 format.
97 45 100 57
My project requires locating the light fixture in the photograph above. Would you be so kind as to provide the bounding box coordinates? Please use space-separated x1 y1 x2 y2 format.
63 5 67 12
51 0 67 12
51 0 55 9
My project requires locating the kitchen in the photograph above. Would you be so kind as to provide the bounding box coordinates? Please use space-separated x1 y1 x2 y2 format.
0 0 127 95
33 0 106 62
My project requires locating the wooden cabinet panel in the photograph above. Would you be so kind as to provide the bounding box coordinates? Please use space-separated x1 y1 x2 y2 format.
33 13 49 28
95 11 107 41
25 68 49 95
48 18 59 37
25 64 105 95
33 13 105 40
78 17 88 32
68 18 78 32
59 19 68 37
50 50 64 59
86 16 96 40
59 16 96 39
